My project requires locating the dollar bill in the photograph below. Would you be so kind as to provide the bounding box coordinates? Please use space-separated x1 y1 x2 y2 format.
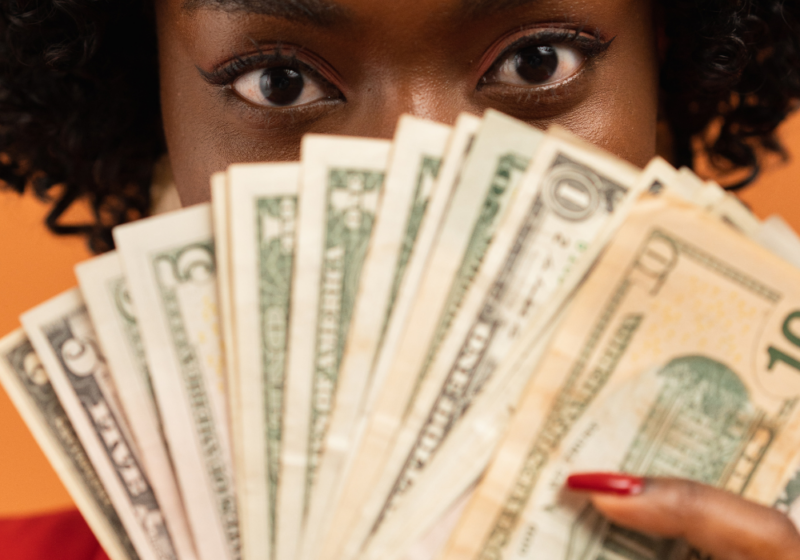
754 215 800 270
673 173 800 270
776 466 800 530
396 484 474 560
76 252 199 560
211 171 240 519
114 206 240 560
221 162 300 560
360 135 645 559
362 113 482 414
319 110 545 560
0 328 138 560
300 116 454 560
21 290 179 560
278 135 391 560
441 194 800 560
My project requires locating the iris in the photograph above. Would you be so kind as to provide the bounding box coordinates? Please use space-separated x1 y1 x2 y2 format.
259 68 305 106
515 45 558 84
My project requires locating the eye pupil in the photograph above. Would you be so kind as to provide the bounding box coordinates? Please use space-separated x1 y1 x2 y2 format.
515 45 559 84
259 68 304 106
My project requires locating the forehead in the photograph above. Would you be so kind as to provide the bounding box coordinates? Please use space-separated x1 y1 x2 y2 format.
167 0 644 63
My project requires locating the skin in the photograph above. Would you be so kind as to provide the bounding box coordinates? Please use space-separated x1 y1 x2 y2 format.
586 477 800 560
156 0 660 205
154 0 800 555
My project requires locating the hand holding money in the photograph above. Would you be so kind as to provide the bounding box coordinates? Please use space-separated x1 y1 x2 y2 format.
3 110 800 560
569 474 800 560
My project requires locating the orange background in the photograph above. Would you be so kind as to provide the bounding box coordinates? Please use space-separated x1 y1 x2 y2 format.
1 115 800 516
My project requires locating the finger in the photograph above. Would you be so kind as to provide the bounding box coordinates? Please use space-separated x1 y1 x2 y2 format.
567 473 800 560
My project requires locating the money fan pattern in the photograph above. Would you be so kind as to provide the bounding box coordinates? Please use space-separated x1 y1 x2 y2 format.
3 111 800 560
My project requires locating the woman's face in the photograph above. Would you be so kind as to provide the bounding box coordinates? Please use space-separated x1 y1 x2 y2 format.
156 0 661 206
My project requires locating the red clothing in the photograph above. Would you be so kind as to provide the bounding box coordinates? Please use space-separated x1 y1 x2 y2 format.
0 510 109 560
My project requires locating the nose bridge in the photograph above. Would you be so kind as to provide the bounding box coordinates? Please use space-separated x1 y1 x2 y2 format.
355 55 470 140
342 8 476 138
346 70 469 140
387 73 465 123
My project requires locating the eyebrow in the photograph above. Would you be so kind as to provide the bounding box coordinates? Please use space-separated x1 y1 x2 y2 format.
181 0 352 27
182 0 538 27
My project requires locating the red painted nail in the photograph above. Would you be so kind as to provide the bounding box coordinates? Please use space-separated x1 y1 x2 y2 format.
566 473 645 496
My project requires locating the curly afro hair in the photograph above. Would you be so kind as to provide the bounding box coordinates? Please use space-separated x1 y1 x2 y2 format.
661 0 800 186
0 0 161 253
1 0 799 252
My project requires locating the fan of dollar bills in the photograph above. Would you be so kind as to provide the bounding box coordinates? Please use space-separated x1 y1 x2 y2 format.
3 110 800 560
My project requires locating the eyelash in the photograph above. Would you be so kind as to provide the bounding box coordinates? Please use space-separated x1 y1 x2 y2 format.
480 28 614 85
200 47 322 88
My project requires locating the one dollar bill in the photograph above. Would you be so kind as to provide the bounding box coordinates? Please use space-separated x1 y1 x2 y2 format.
223 162 300 560
21 289 179 560
278 135 391 560
0 328 138 560
77 251 199 560
300 116 454 560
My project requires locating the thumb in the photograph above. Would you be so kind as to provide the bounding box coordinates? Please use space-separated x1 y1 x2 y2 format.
567 473 800 560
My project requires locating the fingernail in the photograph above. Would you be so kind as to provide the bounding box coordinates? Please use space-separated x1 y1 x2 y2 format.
566 473 645 496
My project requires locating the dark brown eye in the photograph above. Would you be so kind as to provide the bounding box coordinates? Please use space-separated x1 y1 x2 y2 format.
515 45 559 84
259 68 304 106
483 41 586 88
233 64 332 108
